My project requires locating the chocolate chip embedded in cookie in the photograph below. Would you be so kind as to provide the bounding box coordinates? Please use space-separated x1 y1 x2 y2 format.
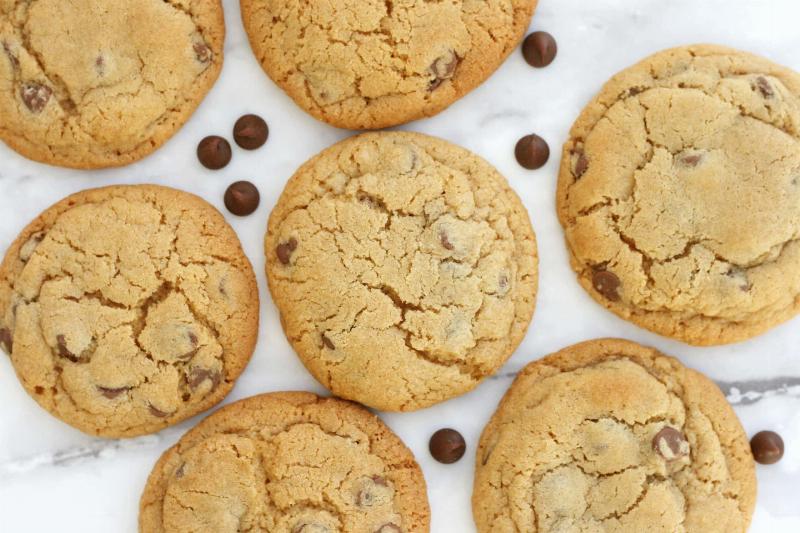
240 0 538 129
0 185 259 437
0 0 224 169
265 132 538 412
557 44 800 345
473 338 756 533
139 392 430 533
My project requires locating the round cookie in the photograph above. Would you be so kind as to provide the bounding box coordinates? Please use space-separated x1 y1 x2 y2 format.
473 338 756 533
240 0 537 129
140 392 430 533
265 132 538 412
0 185 259 437
557 44 800 345
0 0 224 168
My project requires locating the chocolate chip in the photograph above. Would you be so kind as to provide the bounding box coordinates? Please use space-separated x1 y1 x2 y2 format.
293 524 330 533
652 427 689 461
95 56 105 76
429 428 466 464
498 274 509 292
175 463 186 478
20 82 52 113
679 153 703 167
592 270 620 301
188 368 222 391
3 41 19 69
233 114 269 150
194 42 212 63
515 134 550 170
148 404 171 418
375 524 402 533
429 51 459 90
34 385 44 395
754 76 774 98
224 181 260 216
521 31 557 68
628 87 644 97
0 327 12 353
197 136 232 170
750 430 784 465
19 231 45 262
573 149 589 178
321 333 335 350
440 230 454 250
56 334 80 362
97 386 130 399
276 237 298 265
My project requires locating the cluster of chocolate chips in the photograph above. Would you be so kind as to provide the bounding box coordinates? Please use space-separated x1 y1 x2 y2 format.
515 31 558 171
197 114 269 216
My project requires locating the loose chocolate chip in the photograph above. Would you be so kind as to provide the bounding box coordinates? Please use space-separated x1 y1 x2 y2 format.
750 430 784 464
652 427 689 461
56 334 80 362
20 82 52 113
573 149 589 178
440 230 454 250
224 181 260 216
521 31 557 68
429 51 459 90
197 135 232 170
188 368 221 390
194 42 212 63
276 237 298 265
148 404 171 418
233 114 269 150
321 333 335 350
97 386 130 399
429 428 466 464
375 524 402 533
0 327 12 353
754 76 774 98
515 134 550 170
592 270 620 301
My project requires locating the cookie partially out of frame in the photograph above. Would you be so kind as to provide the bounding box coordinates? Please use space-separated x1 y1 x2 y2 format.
140 392 430 533
240 0 537 129
0 185 259 437
557 44 800 345
473 338 756 533
0 0 224 168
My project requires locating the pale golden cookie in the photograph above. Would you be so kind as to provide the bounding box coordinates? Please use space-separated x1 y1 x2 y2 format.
0 185 259 437
140 392 430 533
0 0 224 168
240 0 537 129
473 338 756 533
265 132 538 412
557 44 800 345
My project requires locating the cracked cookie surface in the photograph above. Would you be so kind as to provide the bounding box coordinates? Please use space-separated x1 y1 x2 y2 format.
557 44 800 345
0 0 224 168
240 0 537 129
473 338 756 533
140 392 430 533
0 185 259 437
265 132 537 412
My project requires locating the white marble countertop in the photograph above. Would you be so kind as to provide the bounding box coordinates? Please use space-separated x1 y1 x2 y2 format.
1 0 799 531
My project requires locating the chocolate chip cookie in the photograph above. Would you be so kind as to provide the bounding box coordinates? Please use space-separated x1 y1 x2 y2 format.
265 132 538 412
557 44 800 345
0 185 259 437
140 392 430 532
0 0 224 168
240 0 538 129
473 338 756 533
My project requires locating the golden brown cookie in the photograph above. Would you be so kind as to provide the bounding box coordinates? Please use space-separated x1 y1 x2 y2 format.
473 338 756 533
139 392 430 533
265 132 538 412
240 0 537 129
557 44 800 345
0 185 259 437
0 0 224 168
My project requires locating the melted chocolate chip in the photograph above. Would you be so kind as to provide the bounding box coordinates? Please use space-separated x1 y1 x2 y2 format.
194 42 212 63
429 51 459 90
56 334 80 362
197 135 232 170
652 427 689 461
175 463 186 478
521 31 557 68
592 270 621 301
97 386 130 399
573 149 589 178
188 368 222 390
750 430 784 464
679 153 703 167
0 327 12 353
148 404 171 418
276 237 298 265
20 82 52 113
628 87 644 97
440 230 454 250
95 55 105 76
3 41 19 68
34 385 44 395
233 114 269 150
754 76 774 98
429 428 466 464
375 524 402 533
293 524 330 533
321 333 335 350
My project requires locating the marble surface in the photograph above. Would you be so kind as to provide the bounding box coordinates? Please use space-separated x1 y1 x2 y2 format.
1 0 799 531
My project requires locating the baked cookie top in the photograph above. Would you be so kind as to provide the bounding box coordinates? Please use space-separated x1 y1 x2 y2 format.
0 185 259 437
240 0 537 129
557 44 800 345
473 338 756 533
265 132 537 412
140 392 430 533
0 0 224 169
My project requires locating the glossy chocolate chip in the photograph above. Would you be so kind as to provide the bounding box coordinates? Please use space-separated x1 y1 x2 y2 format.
592 270 620 301
754 76 774 98
21 82 52 113
429 428 466 464
0 327 12 353
97 386 130 399
750 430 784 464
233 114 269 150
515 134 550 170
197 135 232 170
276 237 298 265
521 31 557 68
224 181 260 216
652 427 689 461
